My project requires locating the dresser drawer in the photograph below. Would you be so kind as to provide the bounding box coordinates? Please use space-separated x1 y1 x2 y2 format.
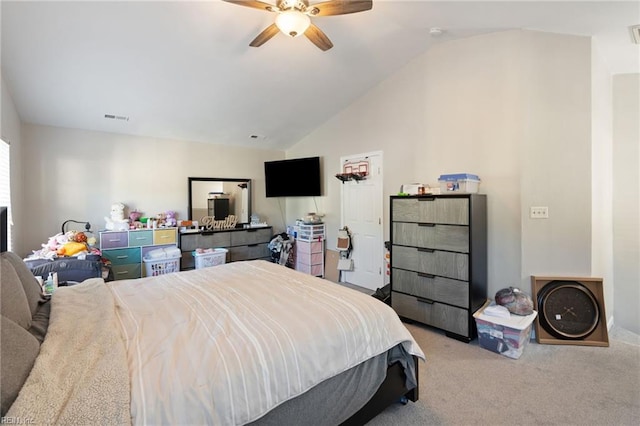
103 248 141 266
392 222 469 253
392 268 469 308
391 291 469 337
229 243 270 261
181 232 231 251
154 229 177 245
392 197 469 225
231 228 271 246
128 230 153 247
111 263 142 280
392 245 469 281
100 232 129 249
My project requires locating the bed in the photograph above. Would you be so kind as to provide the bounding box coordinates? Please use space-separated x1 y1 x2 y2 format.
1 249 424 425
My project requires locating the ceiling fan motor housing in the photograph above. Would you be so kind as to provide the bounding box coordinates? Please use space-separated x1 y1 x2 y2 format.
278 0 310 12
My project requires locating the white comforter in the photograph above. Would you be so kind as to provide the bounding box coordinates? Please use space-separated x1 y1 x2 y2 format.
110 260 424 425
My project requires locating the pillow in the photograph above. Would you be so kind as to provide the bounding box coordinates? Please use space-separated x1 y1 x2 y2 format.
1 252 44 316
0 315 40 416
28 300 51 344
0 258 32 330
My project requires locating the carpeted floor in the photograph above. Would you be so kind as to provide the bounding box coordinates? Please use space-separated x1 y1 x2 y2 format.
368 322 640 425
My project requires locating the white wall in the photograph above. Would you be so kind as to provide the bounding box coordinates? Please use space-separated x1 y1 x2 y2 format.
519 31 593 280
590 41 614 326
289 30 595 301
612 74 640 333
1 75 24 251
20 124 284 257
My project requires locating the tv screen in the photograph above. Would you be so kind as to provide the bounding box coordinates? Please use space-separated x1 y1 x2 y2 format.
264 157 321 197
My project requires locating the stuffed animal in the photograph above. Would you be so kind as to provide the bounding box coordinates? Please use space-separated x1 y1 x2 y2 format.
105 202 129 231
129 209 143 229
155 212 167 228
165 210 177 227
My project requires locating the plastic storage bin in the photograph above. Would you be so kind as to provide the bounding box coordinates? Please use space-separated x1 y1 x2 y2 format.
297 224 325 242
192 248 228 269
473 300 537 359
438 173 481 193
143 247 181 277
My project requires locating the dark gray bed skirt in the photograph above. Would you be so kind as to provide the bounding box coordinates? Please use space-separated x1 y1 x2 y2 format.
250 344 416 425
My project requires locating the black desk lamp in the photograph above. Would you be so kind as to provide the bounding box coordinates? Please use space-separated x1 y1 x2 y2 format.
61 220 92 234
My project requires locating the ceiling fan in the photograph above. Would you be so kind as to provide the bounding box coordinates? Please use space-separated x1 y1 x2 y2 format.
223 0 373 51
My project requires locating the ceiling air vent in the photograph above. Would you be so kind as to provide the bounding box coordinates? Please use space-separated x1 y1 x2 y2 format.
104 114 130 121
630 25 640 44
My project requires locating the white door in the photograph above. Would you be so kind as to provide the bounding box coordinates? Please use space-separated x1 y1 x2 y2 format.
340 152 383 291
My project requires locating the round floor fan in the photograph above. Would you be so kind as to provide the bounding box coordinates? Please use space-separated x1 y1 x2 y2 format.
223 0 373 51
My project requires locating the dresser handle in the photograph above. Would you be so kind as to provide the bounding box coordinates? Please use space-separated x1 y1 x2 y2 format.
418 197 435 202
247 244 258 247
108 239 121 242
416 297 434 304
418 272 435 279
417 248 435 253
116 270 129 275
418 223 436 227
135 237 146 240
116 255 128 259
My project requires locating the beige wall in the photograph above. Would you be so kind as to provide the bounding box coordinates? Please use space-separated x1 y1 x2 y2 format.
591 41 615 327
290 30 595 302
19 124 284 257
612 74 640 333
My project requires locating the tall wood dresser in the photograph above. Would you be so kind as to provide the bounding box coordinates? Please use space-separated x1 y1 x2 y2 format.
390 194 487 342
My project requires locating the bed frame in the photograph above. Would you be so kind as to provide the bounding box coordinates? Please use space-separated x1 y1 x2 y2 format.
341 355 419 425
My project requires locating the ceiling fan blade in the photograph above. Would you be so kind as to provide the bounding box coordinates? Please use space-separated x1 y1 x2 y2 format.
304 24 333 51
222 0 279 13
306 0 372 17
249 24 280 47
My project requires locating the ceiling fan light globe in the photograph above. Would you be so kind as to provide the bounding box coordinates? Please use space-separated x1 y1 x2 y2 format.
275 11 310 38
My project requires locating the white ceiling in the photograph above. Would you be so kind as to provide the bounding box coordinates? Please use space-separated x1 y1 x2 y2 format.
2 0 639 150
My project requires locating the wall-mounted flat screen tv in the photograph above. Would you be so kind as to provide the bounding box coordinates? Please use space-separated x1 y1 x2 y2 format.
264 156 321 197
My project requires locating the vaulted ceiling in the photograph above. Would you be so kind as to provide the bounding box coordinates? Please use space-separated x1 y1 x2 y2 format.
2 1 638 150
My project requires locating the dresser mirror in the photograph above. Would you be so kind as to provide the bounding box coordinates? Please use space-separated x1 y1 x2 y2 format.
188 177 251 225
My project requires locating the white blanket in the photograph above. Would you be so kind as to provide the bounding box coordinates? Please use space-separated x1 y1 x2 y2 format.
7 279 131 425
110 260 424 425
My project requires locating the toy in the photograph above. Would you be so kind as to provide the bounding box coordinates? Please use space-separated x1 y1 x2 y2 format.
28 230 95 260
105 202 129 231
165 210 177 227
155 212 167 228
129 209 144 229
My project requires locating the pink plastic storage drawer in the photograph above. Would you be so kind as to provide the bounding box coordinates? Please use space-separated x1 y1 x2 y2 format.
296 262 323 276
301 252 323 264
297 241 323 254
